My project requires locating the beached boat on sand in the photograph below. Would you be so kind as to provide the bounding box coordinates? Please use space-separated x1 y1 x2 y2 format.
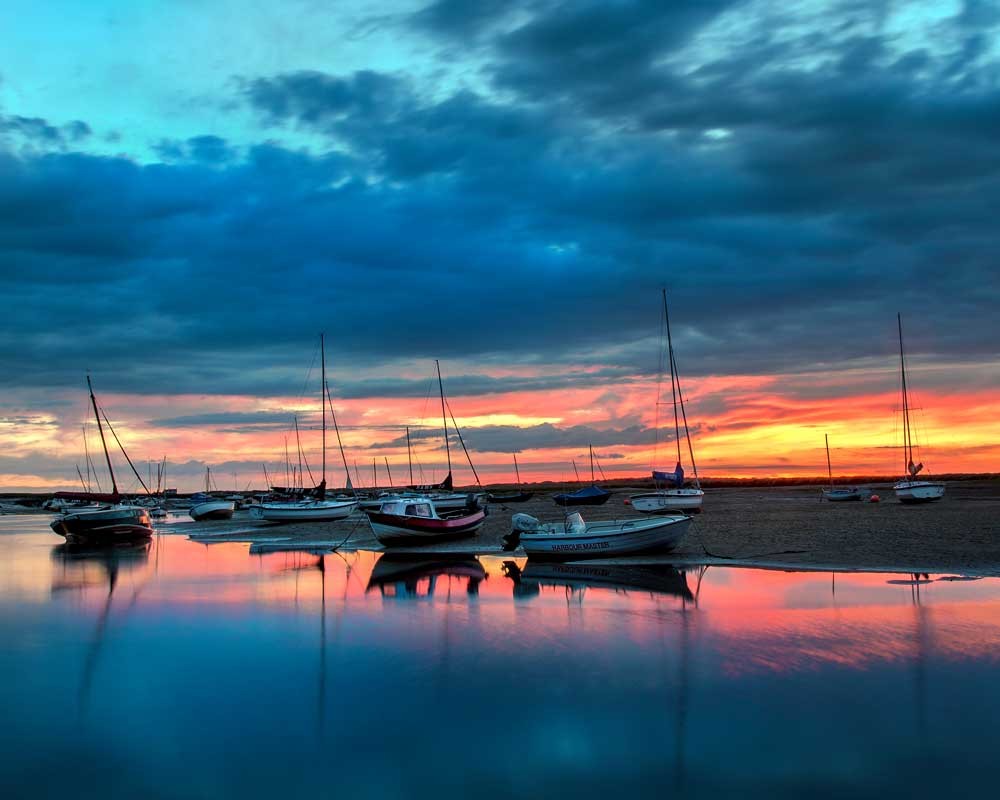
253 334 359 523
630 289 705 514
189 470 235 520
49 377 153 546
893 314 945 504
504 511 691 560
821 435 864 501
553 446 611 506
367 496 487 546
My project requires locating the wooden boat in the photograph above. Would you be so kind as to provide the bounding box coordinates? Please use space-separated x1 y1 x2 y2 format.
488 454 535 503
504 511 691 560
821 435 864 501
630 289 705 514
49 376 153 546
367 496 487 546
254 334 359 522
189 470 236 520
892 314 945 504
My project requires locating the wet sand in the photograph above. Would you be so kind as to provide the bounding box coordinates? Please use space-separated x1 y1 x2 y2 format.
168 480 1000 573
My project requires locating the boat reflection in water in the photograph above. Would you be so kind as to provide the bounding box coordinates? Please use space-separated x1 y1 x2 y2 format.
50 542 152 719
503 560 694 603
366 554 486 598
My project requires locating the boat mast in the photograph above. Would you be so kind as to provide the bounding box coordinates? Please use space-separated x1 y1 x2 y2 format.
825 434 833 489
436 360 452 480
663 289 682 466
88 375 119 497
513 453 521 486
320 333 326 486
406 426 413 485
897 313 915 477
294 416 304 489
384 457 394 487
589 444 595 483
82 425 91 492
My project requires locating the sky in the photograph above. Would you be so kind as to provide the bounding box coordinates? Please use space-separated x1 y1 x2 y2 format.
1 0 999 492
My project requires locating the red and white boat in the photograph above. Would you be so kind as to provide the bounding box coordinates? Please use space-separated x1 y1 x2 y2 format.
366 496 487 546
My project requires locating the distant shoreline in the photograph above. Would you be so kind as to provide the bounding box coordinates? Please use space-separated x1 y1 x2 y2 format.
3 473 998 499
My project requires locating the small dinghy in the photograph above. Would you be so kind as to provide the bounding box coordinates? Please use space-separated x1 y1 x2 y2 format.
504 511 691 560
366 495 487 546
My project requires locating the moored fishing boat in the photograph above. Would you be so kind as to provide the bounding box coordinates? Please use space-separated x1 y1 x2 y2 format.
630 289 705 514
892 314 945 504
49 376 153 546
504 511 691 560
367 496 487 546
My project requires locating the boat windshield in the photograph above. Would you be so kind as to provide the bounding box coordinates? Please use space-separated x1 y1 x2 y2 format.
404 503 433 518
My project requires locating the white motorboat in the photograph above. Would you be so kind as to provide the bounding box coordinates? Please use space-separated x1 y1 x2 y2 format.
504 511 692 560
629 289 705 514
189 499 235 521
250 498 358 522
188 470 236 520
892 314 945 504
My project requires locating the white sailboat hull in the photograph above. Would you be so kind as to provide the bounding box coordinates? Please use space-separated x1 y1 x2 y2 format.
629 489 704 513
189 500 235 521
249 500 358 522
822 488 865 502
517 515 692 559
894 481 945 504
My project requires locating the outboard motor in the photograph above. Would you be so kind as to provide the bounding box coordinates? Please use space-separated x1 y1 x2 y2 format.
503 513 539 551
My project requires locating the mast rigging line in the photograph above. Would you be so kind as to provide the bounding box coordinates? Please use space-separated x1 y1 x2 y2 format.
444 397 482 488
99 408 151 495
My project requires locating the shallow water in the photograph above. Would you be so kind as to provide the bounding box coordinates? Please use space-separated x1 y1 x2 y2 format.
1 514 998 799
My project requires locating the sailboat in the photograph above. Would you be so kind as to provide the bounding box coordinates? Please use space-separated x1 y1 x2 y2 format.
189 467 236 520
821 434 864 501
630 290 705 513
49 376 153 545
893 314 945 504
361 361 486 513
553 445 611 506
488 453 535 503
250 334 358 522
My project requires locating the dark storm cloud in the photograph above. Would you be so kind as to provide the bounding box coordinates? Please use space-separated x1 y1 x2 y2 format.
148 411 294 428
2 0 999 410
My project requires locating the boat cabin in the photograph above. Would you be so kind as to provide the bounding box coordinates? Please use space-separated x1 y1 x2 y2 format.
380 499 436 519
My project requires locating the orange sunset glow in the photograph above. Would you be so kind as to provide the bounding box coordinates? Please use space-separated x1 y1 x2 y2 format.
3 358 998 493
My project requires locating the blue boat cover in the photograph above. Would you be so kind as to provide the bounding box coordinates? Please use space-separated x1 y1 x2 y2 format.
653 463 684 487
